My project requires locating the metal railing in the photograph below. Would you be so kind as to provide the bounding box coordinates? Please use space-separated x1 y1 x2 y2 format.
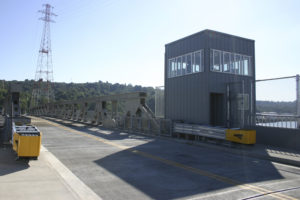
256 113 299 129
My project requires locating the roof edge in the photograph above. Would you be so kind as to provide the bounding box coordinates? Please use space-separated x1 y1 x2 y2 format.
165 29 255 47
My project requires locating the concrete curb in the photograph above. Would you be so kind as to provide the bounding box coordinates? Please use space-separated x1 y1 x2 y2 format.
42 146 102 200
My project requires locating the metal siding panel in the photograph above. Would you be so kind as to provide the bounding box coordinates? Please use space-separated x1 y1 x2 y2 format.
181 77 186 122
179 78 184 120
188 76 192 122
191 74 198 123
185 77 189 122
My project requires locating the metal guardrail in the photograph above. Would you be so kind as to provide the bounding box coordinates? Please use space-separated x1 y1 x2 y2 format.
116 117 172 137
256 114 299 129
174 123 226 140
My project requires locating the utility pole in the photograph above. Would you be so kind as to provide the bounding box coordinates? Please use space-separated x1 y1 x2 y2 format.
31 4 56 108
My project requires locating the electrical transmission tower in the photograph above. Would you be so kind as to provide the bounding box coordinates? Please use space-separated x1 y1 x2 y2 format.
31 4 57 108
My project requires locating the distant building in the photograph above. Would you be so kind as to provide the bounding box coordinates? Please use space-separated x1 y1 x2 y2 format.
164 29 255 128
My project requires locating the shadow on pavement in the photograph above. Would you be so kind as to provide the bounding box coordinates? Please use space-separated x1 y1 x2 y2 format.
92 140 285 200
0 145 29 176
40 117 286 199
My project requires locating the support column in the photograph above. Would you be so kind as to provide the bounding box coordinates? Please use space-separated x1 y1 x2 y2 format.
66 104 71 119
111 100 118 118
51 104 55 116
81 102 88 122
78 103 83 121
56 105 61 118
45 104 49 116
68 104 73 119
41 106 45 116
54 105 57 117
63 104 69 119
94 103 103 125
71 103 77 120
48 104 52 116
296 74 300 128
102 101 107 118
59 104 65 119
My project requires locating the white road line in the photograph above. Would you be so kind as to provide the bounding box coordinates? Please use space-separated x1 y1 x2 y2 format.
41 146 102 200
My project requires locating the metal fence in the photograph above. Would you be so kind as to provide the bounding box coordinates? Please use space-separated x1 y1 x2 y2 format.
256 75 300 129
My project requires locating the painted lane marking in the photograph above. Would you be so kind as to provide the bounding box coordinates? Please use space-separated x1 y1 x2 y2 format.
34 117 298 200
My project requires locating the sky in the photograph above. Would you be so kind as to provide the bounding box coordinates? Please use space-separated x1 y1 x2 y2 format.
0 0 299 101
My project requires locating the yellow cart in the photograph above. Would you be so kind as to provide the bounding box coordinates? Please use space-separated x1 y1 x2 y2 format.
12 124 42 159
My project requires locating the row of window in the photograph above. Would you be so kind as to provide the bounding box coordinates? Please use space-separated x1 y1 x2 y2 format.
167 49 252 78
167 50 204 78
210 49 252 76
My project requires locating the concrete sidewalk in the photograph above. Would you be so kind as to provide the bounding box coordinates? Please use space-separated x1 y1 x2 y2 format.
0 144 101 200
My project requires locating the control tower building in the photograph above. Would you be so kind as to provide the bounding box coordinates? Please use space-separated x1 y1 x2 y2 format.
164 29 255 128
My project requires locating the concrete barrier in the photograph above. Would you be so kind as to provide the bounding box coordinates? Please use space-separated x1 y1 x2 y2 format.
251 126 300 151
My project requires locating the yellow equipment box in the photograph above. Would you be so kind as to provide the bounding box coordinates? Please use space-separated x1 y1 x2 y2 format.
225 129 256 144
12 125 42 158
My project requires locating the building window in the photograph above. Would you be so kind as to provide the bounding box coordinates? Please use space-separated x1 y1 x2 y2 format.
210 49 252 76
176 57 182 76
182 55 186 75
171 59 176 77
223 52 230 73
234 54 241 74
212 50 221 72
168 59 172 78
194 51 201 73
230 53 235 73
186 53 192 74
243 56 250 75
175 58 178 76
167 49 203 78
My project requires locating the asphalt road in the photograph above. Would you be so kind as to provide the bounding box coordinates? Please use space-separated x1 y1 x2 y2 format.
33 117 300 200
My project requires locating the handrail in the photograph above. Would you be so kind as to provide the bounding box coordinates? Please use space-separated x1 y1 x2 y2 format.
255 113 299 129
256 113 300 118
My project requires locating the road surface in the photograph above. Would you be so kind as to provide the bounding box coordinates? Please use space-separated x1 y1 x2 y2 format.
32 117 300 200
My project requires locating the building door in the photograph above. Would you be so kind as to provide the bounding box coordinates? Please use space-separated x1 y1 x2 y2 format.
210 93 225 126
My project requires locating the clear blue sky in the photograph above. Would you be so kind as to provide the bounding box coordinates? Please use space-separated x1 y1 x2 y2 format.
0 0 299 101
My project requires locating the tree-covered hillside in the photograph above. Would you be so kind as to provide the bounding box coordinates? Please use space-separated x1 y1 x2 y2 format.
256 100 296 114
0 80 155 113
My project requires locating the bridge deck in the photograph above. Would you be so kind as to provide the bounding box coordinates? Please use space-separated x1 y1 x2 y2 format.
32 117 300 200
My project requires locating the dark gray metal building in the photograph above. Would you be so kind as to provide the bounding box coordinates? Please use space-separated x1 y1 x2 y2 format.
164 29 255 128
